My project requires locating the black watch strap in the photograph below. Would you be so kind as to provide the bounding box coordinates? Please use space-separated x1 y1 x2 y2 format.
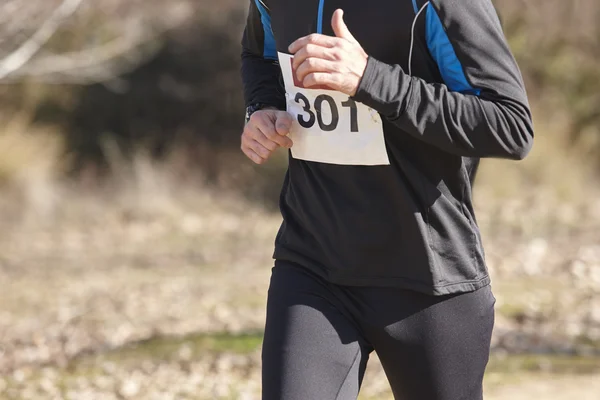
245 103 268 124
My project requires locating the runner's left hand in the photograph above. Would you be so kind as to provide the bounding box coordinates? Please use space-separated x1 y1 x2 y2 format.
288 9 368 96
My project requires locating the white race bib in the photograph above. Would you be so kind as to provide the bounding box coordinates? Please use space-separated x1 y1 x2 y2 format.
278 52 390 166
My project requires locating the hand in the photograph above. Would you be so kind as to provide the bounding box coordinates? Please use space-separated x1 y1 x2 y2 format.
288 9 368 96
241 109 294 164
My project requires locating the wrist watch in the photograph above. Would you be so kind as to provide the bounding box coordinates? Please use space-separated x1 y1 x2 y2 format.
245 103 268 124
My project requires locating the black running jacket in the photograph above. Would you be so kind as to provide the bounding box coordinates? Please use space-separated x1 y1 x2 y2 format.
241 0 534 295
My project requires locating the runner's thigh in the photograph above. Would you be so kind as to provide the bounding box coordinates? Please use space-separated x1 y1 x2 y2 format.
262 262 370 400
370 285 495 400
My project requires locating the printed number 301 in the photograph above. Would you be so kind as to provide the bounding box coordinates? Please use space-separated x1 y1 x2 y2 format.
294 93 358 132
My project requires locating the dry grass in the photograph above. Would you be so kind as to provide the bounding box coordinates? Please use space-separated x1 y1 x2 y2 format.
0 114 65 219
477 107 598 199
496 0 600 156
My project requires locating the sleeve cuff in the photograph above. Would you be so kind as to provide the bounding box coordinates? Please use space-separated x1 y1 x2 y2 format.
352 56 411 120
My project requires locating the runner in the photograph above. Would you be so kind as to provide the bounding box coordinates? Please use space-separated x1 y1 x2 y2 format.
240 1 533 399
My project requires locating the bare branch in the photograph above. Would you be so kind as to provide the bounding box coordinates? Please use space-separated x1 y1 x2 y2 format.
0 0 203 85
0 27 164 85
2 28 159 81
0 0 84 80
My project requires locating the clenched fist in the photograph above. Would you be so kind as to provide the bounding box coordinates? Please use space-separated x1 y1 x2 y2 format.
241 109 294 164
288 9 368 96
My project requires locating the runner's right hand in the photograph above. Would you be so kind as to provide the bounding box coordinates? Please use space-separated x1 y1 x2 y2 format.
241 109 294 164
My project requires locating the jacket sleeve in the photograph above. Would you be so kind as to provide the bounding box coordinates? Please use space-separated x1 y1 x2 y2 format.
241 0 286 111
352 0 534 160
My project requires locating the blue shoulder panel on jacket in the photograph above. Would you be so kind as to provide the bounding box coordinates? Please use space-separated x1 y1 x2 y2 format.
425 3 481 95
254 0 277 60
411 0 418 13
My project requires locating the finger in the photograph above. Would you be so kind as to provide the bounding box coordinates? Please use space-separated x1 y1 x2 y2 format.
256 121 292 148
296 57 338 82
246 127 278 151
242 145 266 164
289 34 339 54
266 128 292 148
261 111 294 146
275 112 294 136
249 114 283 150
245 137 273 160
332 9 358 44
291 44 337 70
303 72 342 91
274 113 294 148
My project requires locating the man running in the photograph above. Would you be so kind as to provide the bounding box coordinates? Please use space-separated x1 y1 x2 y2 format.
240 1 533 399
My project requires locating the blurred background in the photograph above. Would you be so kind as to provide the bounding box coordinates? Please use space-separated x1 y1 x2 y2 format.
0 0 598 399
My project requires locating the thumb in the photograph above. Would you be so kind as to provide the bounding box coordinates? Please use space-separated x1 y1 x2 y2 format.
331 9 357 43
275 111 293 135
